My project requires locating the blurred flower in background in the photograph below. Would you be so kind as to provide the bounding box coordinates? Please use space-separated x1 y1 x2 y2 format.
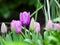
45 20 53 30
34 22 40 32
53 23 60 30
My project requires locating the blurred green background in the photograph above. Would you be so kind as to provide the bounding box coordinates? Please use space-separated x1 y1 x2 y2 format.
0 0 44 21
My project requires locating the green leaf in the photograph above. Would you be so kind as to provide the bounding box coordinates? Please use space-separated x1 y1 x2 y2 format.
44 31 49 45
53 17 60 22
50 0 56 19
24 39 32 44
48 36 59 45
19 34 24 42
44 31 49 40
38 33 43 41
12 30 18 41
5 34 12 42
0 39 2 45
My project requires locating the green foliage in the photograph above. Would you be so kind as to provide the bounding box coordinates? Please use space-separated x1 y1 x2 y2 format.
53 17 60 22
44 30 60 45
0 26 43 45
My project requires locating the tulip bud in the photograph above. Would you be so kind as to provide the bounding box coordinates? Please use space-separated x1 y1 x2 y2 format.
53 23 60 30
34 22 40 32
45 20 53 30
1 22 7 33
10 20 22 33
29 18 35 31
20 11 30 25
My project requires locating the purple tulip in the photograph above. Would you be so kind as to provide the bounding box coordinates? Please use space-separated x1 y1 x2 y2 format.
53 23 60 30
34 22 40 32
20 11 30 25
1 22 7 33
46 20 53 30
10 20 22 33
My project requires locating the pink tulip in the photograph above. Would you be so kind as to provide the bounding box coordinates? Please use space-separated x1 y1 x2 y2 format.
46 20 53 30
20 11 30 25
10 20 22 33
1 22 7 33
34 22 40 32
53 23 60 30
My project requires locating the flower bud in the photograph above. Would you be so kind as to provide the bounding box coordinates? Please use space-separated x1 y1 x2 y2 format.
1 22 7 33
34 22 40 32
45 20 53 30
53 23 60 30
29 18 35 31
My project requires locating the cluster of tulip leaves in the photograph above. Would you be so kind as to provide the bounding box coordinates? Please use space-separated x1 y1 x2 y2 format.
44 30 60 45
0 29 60 45
0 27 43 45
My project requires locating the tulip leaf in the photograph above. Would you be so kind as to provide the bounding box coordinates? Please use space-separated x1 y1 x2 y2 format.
5 34 12 42
53 17 60 22
44 31 49 45
12 29 18 41
48 36 59 45
0 39 2 45
44 31 49 40
38 33 43 41
1 38 6 45
48 36 58 42
24 39 32 44
19 34 24 42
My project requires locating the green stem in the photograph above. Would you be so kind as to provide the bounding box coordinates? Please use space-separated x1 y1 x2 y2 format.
44 6 48 23
35 0 39 21
47 0 51 20
30 5 43 17
20 31 25 38
55 0 60 8
22 27 32 35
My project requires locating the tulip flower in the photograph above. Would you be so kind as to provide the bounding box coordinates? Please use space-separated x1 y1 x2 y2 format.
20 11 30 25
10 20 22 33
53 23 60 30
1 22 7 33
34 22 40 32
45 20 53 30
29 18 35 31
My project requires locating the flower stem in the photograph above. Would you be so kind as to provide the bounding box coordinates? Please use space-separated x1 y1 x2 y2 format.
47 0 51 20
55 0 60 8
30 5 43 17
